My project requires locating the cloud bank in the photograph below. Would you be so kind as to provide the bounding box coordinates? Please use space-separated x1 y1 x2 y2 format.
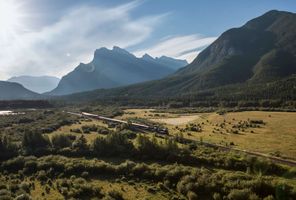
0 2 167 80
134 34 217 63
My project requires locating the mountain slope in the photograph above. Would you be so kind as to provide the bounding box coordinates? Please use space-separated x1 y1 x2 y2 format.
60 10 296 102
0 81 42 100
7 76 60 93
48 47 187 96
141 54 188 71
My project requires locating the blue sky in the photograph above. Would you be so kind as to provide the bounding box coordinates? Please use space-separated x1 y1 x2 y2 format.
0 0 295 79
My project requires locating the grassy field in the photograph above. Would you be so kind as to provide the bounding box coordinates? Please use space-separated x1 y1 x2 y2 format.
121 109 296 160
47 119 111 143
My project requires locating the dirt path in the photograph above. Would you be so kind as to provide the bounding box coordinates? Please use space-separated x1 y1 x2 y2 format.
151 115 201 125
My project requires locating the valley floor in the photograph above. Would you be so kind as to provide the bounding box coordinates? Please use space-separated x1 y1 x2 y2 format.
120 109 296 160
0 106 296 199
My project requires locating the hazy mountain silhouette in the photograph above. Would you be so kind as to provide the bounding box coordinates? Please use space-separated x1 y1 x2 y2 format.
0 81 42 100
7 76 60 93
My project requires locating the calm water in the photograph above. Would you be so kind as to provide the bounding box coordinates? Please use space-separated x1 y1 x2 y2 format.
0 111 13 115
0 111 25 116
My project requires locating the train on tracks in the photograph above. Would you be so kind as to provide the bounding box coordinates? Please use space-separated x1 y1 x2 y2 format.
68 111 169 135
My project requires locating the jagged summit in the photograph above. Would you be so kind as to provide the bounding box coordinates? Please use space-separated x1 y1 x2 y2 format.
47 47 187 95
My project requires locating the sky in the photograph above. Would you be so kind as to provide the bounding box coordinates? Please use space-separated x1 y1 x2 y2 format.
0 0 295 80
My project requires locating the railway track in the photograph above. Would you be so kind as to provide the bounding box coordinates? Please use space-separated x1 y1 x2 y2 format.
68 111 296 167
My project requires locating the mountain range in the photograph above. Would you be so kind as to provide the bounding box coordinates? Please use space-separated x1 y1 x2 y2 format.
47 47 187 95
0 10 295 102
61 10 296 102
7 76 60 93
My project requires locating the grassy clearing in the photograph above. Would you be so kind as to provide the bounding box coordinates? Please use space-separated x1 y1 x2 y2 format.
188 111 296 160
123 109 296 160
47 119 111 143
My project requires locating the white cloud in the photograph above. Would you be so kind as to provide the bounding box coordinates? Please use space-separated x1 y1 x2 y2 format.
176 50 202 63
133 34 217 63
0 1 167 80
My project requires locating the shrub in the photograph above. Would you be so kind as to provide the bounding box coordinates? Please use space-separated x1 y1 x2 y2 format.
22 131 50 154
70 128 81 133
72 135 88 151
51 134 72 150
82 125 98 133
213 192 222 200
108 190 124 200
81 171 89 179
227 189 253 200
187 191 198 200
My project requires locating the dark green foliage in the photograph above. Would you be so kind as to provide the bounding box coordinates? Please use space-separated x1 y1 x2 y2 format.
0 136 18 160
56 178 103 199
22 131 50 154
70 128 82 133
93 132 133 156
0 109 79 141
82 124 98 133
72 135 88 151
0 153 294 200
51 134 72 149
108 190 124 200
136 135 180 160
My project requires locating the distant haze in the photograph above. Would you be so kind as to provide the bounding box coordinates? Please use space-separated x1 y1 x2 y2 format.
7 76 60 93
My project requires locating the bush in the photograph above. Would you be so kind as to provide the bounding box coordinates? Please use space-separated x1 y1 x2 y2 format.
51 134 72 150
22 131 50 154
72 135 88 151
82 125 98 133
108 190 124 200
70 128 81 133
227 189 253 200
92 132 133 156
187 191 198 200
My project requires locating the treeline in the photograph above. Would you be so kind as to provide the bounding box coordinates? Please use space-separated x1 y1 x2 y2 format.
89 97 296 111
0 100 52 109
78 76 296 109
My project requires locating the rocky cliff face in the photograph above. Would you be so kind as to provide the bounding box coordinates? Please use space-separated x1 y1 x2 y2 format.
48 47 187 95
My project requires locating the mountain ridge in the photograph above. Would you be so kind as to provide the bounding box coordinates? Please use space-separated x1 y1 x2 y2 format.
7 75 60 93
58 10 296 102
47 46 187 96
0 81 42 100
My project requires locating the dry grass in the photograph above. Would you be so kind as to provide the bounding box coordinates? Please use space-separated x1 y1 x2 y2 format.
30 181 64 200
48 108 296 160
93 179 170 200
123 109 296 160
47 119 110 143
151 115 201 125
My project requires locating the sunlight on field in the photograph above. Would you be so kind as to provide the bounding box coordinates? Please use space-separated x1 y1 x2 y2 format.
125 109 296 160
151 115 201 125
195 111 296 159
